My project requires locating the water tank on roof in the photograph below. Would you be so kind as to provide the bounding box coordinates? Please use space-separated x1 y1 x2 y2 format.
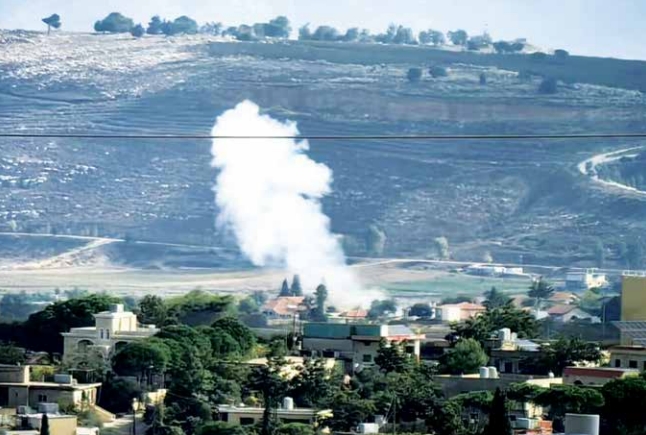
479 367 489 378
38 403 59 414
487 366 499 379
282 397 294 410
498 328 511 341
110 304 124 313
565 413 599 435
53 374 73 384
357 423 379 434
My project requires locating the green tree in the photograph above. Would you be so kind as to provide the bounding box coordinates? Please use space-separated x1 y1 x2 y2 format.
112 340 171 381
528 278 555 309
131 24 145 38
279 279 291 297
40 412 50 435
169 16 198 35
98 376 143 414
275 423 314 435
483 287 511 310
325 390 376 432
290 275 303 296
248 357 289 435
440 338 488 375
165 290 233 326
263 16 291 38
238 297 258 314
375 340 412 374
409 303 433 318
212 317 256 356
447 29 468 46
601 376 646 435
289 358 334 407
138 295 168 326
419 29 445 45
94 12 134 33
315 284 328 313
483 388 512 435
147 16 163 34
451 303 538 345
42 14 61 35
197 422 247 435
24 293 121 354
521 337 601 376
0 342 26 365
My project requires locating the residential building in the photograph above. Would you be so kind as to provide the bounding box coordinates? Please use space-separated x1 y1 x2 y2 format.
608 345 646 370
336 308 368 322
487 329 541 374
260 297 305 324
301 323 423 370
620 275 646 322
13 412 78 435
548 292 579 305
547 305 600 323
61 304 158 359
565 269 607 290
217 398 331 426
563 366 639 387
244 356 337 379
437 302 485 323
0 365 100 409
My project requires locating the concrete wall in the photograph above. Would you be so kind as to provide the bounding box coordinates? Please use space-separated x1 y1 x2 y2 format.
610 348 646 370
0 366 30 383
27 415 77 435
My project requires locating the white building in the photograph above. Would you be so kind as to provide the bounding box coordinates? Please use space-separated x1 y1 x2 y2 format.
62 304 158 359
565 269 607 290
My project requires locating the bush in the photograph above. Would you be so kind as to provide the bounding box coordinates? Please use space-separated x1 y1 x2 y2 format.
168 16 198 35
554 49 570 60
538 77 558 94
429 65 448 78
530 52 548 61
407 67 422 82
94 12 134 33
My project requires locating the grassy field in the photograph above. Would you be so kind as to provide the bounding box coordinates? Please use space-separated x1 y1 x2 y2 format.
384 273 530 299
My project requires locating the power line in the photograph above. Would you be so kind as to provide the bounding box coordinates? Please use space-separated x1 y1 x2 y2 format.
1 132 646 140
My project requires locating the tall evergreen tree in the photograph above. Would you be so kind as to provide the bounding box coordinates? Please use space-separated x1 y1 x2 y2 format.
279 279 291 297
483 388 512 435
290 274 303 296
40 413 50 435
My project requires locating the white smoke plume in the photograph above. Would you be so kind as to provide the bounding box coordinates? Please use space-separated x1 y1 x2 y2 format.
211 101 375 306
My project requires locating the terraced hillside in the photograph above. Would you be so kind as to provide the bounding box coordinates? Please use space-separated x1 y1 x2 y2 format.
2 31 646 269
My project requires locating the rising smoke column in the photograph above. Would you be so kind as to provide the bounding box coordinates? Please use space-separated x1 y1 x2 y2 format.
210 101 365 304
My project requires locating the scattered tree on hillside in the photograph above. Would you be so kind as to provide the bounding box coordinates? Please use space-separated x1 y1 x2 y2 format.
440 338 488 374
594 240 606 268
312 25 340 41
290 274 303 296
447 29 468 46
375 24 398 44
42 14 61 35
166 16 199 35
554 49 570 60
94 12 134 33
130 24 145 38
467 33 492 51
298 25 312 40
433 236 450 259
493 40 525 53
200 22 223 35
538 77 558 94
342 27 360 42
528 277 555 309
279 279 291 297
429 65 448 78
407 67 422 82
419 29 445 45
263 16 291 38
147 16 163 34
479 72 487 85
366 224 387 256
392 26 417 45
482 388 512 435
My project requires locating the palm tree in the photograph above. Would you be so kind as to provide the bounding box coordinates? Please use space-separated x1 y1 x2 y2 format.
528 277 555 310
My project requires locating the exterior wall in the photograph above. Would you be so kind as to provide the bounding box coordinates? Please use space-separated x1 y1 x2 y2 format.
438 307 461 323
301 337 353 358
435 375 561 399
26 415 77 435
7 387 29 407
609 347 646 371
621 275 646 322
0 366 30 384
221 410 314 425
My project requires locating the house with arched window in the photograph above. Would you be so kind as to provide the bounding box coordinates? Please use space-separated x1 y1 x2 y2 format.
62 304 158 360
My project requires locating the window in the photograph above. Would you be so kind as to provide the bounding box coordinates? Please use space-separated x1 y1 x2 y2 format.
629 360 638 369
504 362 513 373
37 394 47 403
362 354 372 363
240 418 255 426
220 413 228 422
106 330 110 339
100 329 104 339
615 359 621 368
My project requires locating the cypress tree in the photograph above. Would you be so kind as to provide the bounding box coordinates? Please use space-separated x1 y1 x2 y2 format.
483 388 512 435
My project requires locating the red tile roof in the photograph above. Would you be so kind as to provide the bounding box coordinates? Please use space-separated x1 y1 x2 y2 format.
339 309 368 319
261 297 305 316
547 304 577 315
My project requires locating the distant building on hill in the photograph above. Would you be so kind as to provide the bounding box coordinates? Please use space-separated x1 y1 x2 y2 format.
437 302 486 323
563 366 639 387
487 328 541 374
301 323 424 372
61 304 158 360
217 398 330 426
565 269 607 290
547 305 600 323
260 296 305 324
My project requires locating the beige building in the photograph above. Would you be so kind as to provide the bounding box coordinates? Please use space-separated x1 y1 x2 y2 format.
0 365 100 409
217 399 330 426
14 413 79 435
62 304 158 359
608 345 646 371
301 323 423 371
436 302 486 323
563 366 639 387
